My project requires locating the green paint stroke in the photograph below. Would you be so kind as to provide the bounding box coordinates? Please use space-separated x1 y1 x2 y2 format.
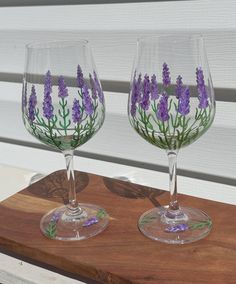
131 99 213 150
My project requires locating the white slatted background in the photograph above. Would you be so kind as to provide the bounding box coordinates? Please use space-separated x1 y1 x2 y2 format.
0 1 236 283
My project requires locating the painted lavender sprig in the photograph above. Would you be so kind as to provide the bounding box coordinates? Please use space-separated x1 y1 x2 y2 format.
165 223 189 233
140 74 150 110
28 85 37 122
175 75 183 99
156 92 169 121
82 84 94 116
43 70 54 119
196 67 209 109
83 217 99 227
45 212 60 238
130 73 142 116
93 71 104 104
77 64 85 88
58 76 70 134
151 74 159 100
162 62 171 87
165 220 212 233
72 98 82 123
89 73 97 99
178 86 190 116
58 76 68 98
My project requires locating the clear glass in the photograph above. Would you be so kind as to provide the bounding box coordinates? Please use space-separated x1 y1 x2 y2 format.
128 35 215 244
22 40 109 240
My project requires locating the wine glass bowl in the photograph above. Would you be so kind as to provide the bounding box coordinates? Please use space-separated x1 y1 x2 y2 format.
128 35 215 244
22 40 109 240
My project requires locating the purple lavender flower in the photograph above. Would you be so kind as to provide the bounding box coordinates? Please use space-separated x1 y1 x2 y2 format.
156 92 170 121
175 75 183 99
130 73 142 116
83 216 99 227
151 74 159 100
58 76 68 98
178 86 190 116
82 83 94 115
28 85 37 122
130 79 138 116
140 74 150 110
165 223 189 233
51 212 61 223
22 84 27 108
77 64 85 88
162 62 171 87
72 99 82 123
43 70 54 119
89 73 97 99
136 73 143 103
196 67 209 109
93 71 104 104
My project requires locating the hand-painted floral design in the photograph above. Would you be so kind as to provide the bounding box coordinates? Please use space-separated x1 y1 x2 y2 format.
82 209 107 227
83 217 99 227
28 85 37 122
23 65 104 151
129 63 214 150
164 220 212 233
45 212 60 238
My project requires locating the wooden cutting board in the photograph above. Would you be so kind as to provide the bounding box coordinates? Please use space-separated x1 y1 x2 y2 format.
0 170 235 284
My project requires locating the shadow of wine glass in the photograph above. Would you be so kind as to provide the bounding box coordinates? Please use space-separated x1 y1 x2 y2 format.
103 176 164 207
27 170 89 204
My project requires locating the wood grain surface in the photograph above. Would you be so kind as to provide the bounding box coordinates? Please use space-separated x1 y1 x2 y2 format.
0 170 236 284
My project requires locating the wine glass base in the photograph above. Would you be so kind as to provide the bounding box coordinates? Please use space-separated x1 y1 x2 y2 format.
138 206 212 244
40 203 109 241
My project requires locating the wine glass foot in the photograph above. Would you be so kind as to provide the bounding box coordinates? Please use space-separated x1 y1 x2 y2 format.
40 203 109 241
138 206 212 244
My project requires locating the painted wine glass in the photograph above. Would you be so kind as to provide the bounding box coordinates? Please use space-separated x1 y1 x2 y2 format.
22 40 109 240
128 35 215 244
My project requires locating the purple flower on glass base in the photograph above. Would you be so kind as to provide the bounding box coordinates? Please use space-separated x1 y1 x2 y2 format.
83 216 99 227
162 62 171 87
156 92 169 121
72 99 82 123
175 75 183 99
82 84 94 116
196 67 209 109
58 76 68 98
165 223 189 233
140 74 150 111
178 86 190 116
51 212 61 223
43 70 54 119
28 85 37 122
151 74 159 100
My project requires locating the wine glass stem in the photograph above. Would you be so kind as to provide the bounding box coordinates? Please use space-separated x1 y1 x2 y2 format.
167 150 179 211
63 150 83 216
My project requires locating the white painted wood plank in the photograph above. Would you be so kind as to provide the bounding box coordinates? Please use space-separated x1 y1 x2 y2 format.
0 1 234 31
0 30 236 91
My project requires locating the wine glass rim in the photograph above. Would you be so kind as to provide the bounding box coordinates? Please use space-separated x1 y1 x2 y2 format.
137 33 204 43
26 39 89 49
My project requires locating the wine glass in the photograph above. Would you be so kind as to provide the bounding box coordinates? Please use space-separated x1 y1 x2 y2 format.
128 35 215 244
22 40 109 240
